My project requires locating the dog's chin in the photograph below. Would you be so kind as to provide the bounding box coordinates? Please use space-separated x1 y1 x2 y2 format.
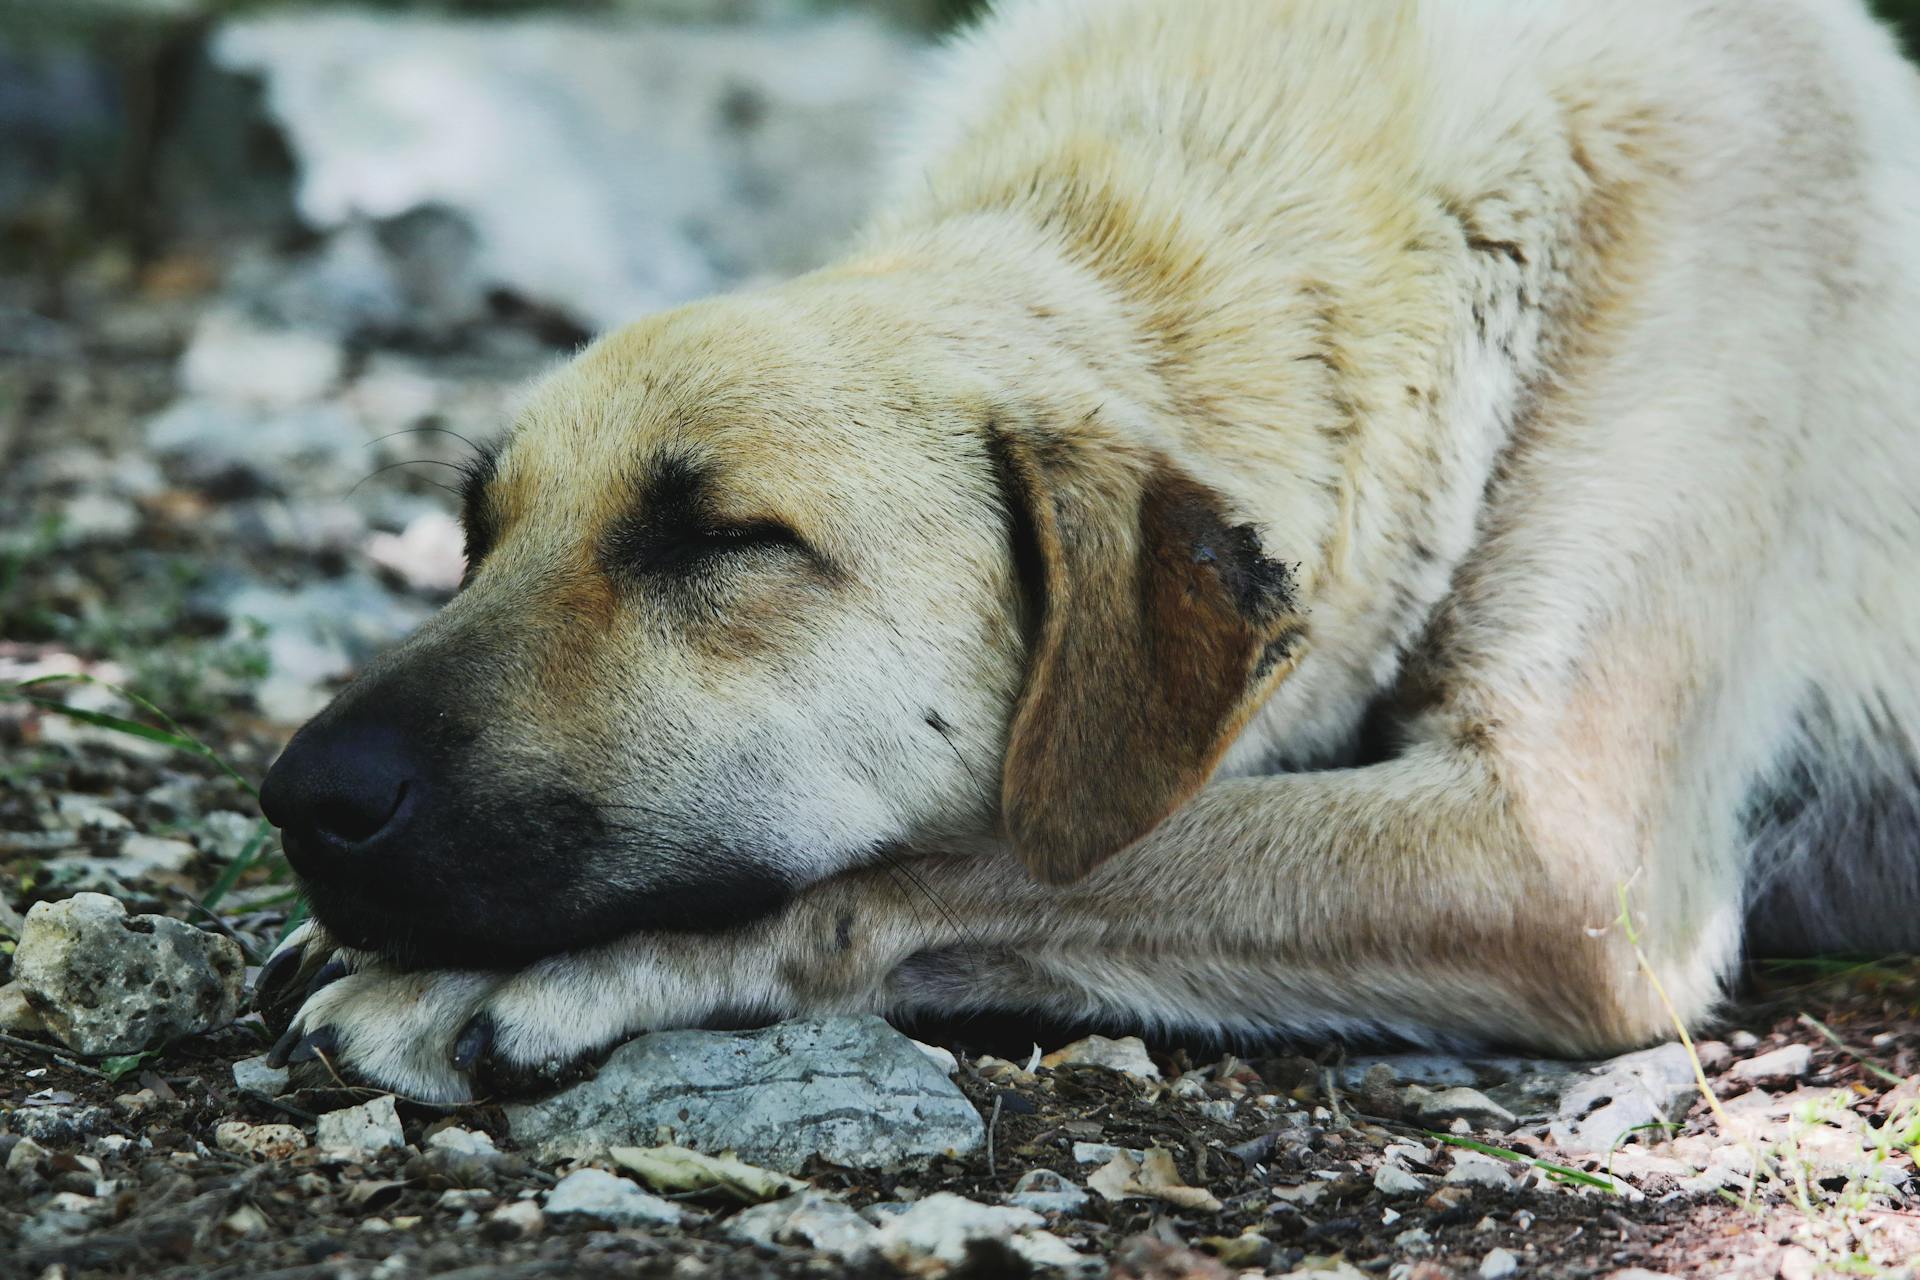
299 864 798 971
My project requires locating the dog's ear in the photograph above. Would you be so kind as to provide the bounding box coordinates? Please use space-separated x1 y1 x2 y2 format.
991 420 1306 885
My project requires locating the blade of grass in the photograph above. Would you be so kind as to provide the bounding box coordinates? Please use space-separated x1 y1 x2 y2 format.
274 899 310 951
8 674 259 799
1426 1131 1623 1193
199 820 274 913
1798 1013 1908 1088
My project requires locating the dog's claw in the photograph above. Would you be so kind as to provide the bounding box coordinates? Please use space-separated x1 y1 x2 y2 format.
253 944 304 1005
451 1014 494 1074
304 957 349 1000
265 1023 301 1069
285 1025 340 1067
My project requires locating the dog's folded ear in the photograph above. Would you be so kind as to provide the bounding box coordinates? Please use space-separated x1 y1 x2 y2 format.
991 418 1307 885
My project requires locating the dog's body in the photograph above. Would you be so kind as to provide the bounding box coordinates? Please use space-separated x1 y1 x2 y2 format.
257 0 1920 1100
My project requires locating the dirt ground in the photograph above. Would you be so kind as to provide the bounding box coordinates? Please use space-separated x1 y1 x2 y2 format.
3 246 1918 1280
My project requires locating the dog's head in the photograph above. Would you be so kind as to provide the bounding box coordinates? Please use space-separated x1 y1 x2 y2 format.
260 279 1305 967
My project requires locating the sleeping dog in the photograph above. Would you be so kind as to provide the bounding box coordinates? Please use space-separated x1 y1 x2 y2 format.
255 0 1920 1100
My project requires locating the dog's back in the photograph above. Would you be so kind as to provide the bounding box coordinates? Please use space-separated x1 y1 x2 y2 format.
881 0 1920 960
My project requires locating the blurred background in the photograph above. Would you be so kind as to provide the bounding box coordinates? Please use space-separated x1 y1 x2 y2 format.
0 0 1917 827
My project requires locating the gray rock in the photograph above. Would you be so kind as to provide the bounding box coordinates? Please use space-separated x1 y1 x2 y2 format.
213 11 918 332
723 1189 880 1258
1006 1167 1091 1216
7 1103 113 1145
1550 1043 1699 1154
315 1095 406 1156
1407 1084 1519 1132
232 1053 291 1098
544 1168 686 1227
13 893 245 1056
1728 1043 1812 1086
504 1016 984 1172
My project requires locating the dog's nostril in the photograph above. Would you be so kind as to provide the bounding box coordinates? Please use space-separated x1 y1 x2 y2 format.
311 779 410 846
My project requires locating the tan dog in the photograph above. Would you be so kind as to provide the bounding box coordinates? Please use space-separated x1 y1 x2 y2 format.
255 0 1920 1100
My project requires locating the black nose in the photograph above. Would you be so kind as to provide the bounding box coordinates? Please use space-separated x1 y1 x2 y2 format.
260 722 422 871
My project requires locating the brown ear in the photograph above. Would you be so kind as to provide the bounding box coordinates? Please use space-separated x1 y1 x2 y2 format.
992 423 1307 885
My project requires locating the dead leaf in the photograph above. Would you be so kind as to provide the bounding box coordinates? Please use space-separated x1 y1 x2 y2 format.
1086 1148 1223 1212
608 1144 806 1204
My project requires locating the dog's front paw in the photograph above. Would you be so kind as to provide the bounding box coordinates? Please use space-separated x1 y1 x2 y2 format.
263 940 728 1103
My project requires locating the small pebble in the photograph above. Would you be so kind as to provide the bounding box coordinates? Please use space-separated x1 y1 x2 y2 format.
1481 1246 1520 1279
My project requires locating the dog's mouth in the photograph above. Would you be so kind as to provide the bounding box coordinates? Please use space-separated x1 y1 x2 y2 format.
286 824 800 971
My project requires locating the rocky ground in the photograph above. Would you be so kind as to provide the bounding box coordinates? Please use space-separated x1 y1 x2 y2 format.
3 5 1918 1278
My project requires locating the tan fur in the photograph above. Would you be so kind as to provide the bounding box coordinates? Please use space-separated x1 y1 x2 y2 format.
268 0 1920 1100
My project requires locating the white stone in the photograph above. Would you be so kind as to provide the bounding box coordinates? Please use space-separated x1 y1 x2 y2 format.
1006 1167 1091 1216
51 794 134 831
723 1190 879 1258
1372 1163 1428 1197
1550 1043 1699 1154
1445 1151 1518 1190
316 1095 406 1156
910 1038 959 1075
179 308 345 408
215 1121 309 1159
1040 1034 1161 1079
116 834 200 877
1728 1043 1812 1085
425 1126 497 1156
544 1168 686 1227
13 893 245 1056
1071 1141 1148 1165
232 1053 291 1097
871 1192 1092 1272
1480 1246 1520 1279
487 1198 543 1239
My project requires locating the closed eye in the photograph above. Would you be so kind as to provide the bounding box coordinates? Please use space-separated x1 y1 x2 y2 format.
614 518 807 576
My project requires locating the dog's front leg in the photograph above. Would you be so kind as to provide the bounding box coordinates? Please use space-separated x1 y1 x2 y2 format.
268 742 1691 1101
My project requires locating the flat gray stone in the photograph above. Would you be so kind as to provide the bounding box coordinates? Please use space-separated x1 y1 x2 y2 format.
1550 1043 1699 1154
13 893 245 1056
1407 1084 1519 1132
504 1016 983 1172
